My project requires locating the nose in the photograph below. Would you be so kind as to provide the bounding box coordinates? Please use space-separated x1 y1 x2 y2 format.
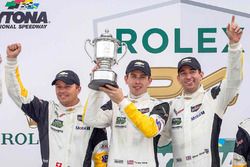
58 87 66 94
185 73 192 79
134 77 141 83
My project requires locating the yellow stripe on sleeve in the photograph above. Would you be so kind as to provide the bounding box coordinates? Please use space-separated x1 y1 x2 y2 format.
124 103 158 138
15 67 28 98
82 98 88 123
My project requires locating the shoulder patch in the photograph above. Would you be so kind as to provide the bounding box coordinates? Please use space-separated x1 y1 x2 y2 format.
150 102 170 123
211 85 221 99
100 100 112 111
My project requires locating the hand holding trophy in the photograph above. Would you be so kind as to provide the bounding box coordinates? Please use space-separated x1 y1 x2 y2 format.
84 29 127 90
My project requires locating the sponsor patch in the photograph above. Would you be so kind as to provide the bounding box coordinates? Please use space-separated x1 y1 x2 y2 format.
51 119 63 128
174 108 184 115
199 151 205 156
77 115 82 121
116 117 126 124
192 154 198 158
135 161 148 164
156 119 162 131
186 156 191 161
55 162 62 167
172 118 182 126
127 160 134 165
102 155 108 163
101 143 108 150
114 159 123 164
75 126 90 130
204 149 209 154
191 111 205 121
191 103 202 112
115 117 127 128
138 108 150 114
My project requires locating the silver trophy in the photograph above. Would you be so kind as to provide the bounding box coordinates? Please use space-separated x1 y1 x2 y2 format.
84 29 127 90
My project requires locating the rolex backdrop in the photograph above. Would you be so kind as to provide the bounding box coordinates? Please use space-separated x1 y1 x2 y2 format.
0 0 250 166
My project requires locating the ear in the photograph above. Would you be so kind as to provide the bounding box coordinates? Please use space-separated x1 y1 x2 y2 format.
124 75 128 84
177 74 180 83
77 86 81 93
148 77 152 84
200 71 204 78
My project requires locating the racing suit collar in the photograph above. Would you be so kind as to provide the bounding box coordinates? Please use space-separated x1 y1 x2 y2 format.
58 101 82 113
128 92 150 102
182 85 205 99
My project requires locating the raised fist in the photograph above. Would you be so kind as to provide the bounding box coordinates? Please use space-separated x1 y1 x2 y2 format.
7 43 22 59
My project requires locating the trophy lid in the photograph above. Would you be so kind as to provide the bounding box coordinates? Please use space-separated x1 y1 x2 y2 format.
93 29 121 45
100 29 113 38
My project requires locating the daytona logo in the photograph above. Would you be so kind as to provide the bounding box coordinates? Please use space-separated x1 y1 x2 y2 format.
0 11 48 24
0 0 49 29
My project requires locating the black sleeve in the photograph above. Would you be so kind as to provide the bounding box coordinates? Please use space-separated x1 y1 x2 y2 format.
150 102 170 123
21 96 49 123
91 128 108 147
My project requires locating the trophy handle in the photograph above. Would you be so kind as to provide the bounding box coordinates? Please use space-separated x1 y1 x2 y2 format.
84 39 95 62
117 42 127 64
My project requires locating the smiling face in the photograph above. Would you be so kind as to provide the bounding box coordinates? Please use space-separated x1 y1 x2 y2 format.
55 80 81 107
124 70 152 96
177 66 204 94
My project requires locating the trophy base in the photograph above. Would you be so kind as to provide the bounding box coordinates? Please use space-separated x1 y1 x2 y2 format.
88 70 118 90
88 79 118 90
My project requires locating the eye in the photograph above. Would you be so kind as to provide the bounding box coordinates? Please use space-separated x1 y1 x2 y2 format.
65 85 71 89
55 85 61 89
130 75 137 79
179 71 186 76
140 75 147 79
190 70 197 74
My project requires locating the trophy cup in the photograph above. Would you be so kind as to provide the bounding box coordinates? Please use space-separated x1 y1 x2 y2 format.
84 29 127 90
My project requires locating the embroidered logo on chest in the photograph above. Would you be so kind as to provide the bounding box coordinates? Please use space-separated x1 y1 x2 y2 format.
191 103 202 112
77 115 82 122
115 117 127 128
172 118 182 125
174 108 184 115
191 111 205 121
51 119 63 128
75 126 90 130
116 117 126 124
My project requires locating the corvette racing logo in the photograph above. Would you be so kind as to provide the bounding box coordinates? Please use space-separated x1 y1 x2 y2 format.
0 0 49 29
